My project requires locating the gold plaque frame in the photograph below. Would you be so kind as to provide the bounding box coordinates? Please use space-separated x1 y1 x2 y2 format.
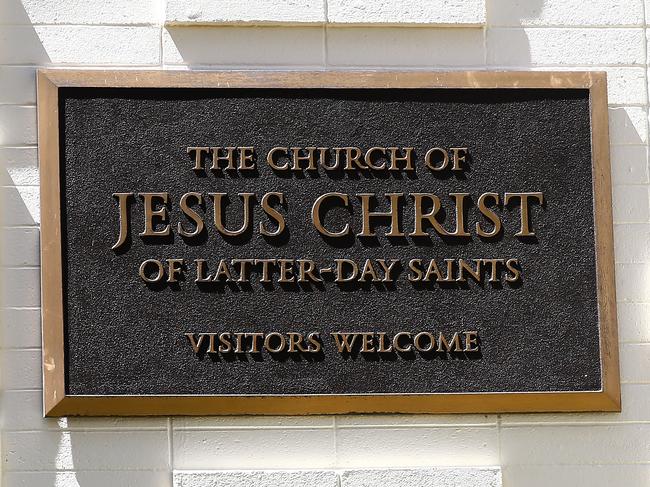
38 70 620 416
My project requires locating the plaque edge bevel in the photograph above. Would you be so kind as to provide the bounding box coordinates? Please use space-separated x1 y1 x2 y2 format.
37 69 621 417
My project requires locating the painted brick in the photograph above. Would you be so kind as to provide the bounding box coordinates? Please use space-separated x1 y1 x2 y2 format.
0 26 160 65
1 227 39 266
0 67 37 105
2 430 170 470
609 107 647 145
326 28 485 67
502 465 650 487
163 27 324 66
327 0 485 26
612 185 649 223
500 424 650 465
616 264 650 302
1 308 41 348
611 146 648 185
0 0 162 25
173 428 336 469
1 267 40 308
335 427 499 467
173 470 338 487
340 468 502 487
620 343 650 382
165 0 325 24
617 302 650 342
2 471 172 487
487 28 645 66
1 186 40 226
1 349 41 390
1 390 169 431
0 106 36 146
488 0 644 27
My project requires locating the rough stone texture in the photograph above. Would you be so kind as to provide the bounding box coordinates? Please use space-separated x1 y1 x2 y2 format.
340 468 502 486
174 470 338 487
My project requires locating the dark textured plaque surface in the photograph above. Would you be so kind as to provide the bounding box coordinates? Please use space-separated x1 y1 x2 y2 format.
59 87 600 396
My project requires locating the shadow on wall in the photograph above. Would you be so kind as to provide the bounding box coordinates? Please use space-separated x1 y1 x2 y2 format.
0 0 51 64
486 0 544 67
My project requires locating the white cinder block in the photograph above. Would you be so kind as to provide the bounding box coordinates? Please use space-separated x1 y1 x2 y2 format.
620 343 650 382
173 470 338 487
527 67 647 105
0 106 36 146
618 303 650 342
1 227 39 266
612 185 649 223
609 107 648 145
606 67 647 105
616 264 650 302
335 427 499 467
0 147 39 187
0 0 162 25
502 465 650 487
2 186 40 225
327 0 485 26
0 26 50 64
2 430 170 470
1 349 41 390
163 27 324 66
499 384 650 424
1 308 41 348
488 0 644 27
0 26 160 65
488 28 645 66
614 224 650 263
165 0 325 24
500 424 650 465
173 415 333 429
1 390 169 431
2 471 172 487
327 28 485 67
173 428 336 469
340 468 501 487
1 267 40 308
0 67 37 105
610 146 648 185
336 414 496 427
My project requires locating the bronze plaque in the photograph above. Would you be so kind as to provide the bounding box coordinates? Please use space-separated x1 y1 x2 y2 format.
38 70 619 416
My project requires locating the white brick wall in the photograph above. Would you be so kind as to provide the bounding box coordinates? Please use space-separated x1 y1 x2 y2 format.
2 1 650 486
